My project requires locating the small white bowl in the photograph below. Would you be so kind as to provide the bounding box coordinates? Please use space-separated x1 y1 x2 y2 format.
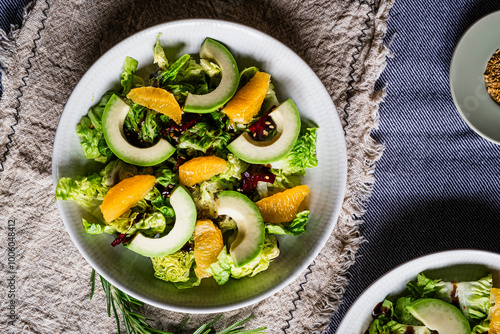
336 250 500 333
450 10 500 145
52 19 347 313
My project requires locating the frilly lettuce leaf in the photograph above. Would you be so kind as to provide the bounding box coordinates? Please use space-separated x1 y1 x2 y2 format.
218 154 249 181
178 121 232 157
471 320 489 334
265 210 309 236
207 234 280 285
152 251 195 283
388 322 431 334
271 126 318 176
154 165 178 187
123 102 162 146
55 173 108 217
100 159 153 187
107 210 166 236
158 54 209 104
407 273 492 320
393 296 422 325
76 92 114 163
153 33 168 70
82 219 116 235
121 56 143 95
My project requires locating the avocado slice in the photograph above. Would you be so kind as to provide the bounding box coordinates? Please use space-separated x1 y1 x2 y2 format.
227 99 301 164
183 38 239 113
126 185 196 257
216 191 265 267
407 298 471 334
102 94 175 166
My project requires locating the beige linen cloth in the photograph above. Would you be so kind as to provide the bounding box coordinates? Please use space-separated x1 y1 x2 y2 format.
0 0 394 333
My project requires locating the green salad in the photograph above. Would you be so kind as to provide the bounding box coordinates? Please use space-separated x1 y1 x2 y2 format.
55 35 318 289
366 272 500 334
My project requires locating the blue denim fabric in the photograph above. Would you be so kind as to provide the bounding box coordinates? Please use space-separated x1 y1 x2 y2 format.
328 1 500 333
1 0 500 332
0 0 31 94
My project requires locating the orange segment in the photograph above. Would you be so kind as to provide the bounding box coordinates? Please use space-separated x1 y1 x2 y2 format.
491 288 500 333
222 71 271 124
194 219 224 278
179 156 227 187
256 185 309 224
126 87 182 124
101 175 156 223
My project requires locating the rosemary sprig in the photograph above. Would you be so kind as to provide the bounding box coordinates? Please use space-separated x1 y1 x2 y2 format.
90 269 267 334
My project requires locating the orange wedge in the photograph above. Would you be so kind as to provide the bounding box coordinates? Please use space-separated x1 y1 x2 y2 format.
255 185 309 224
194 219 224 278
222 71 271 124
101 175 156 223
179 156 227 187
491 288 500 333
126 87 182 124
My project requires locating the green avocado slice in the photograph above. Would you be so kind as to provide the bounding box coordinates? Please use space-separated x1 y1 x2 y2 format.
216 191 265 267
227 99 301 164
183 38 239 113
102 94 175 166
407 298 471 334
126 186 197 257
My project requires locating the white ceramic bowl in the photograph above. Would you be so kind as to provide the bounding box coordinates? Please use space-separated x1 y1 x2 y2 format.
52 19 347 313
336 249 500 333
450 10 500 145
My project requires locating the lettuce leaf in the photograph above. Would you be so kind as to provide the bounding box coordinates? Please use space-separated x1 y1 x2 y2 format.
471 320 490 334
218 154 249 181
178 121 232 157
407 273 492 320
76 92 114 163
123 102 163 146
207 234 280 284
152 251 195 283
154 165 179 187
121 56 143 95
100 159 153 187
394 296 423 326
158 54 209 104
271 126 318 176
55 173 108 216
82 219 116 235
265 210 309 236
152 33 168 70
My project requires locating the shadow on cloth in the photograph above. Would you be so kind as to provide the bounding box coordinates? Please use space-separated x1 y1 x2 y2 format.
79 0 302 69
357 198 500 285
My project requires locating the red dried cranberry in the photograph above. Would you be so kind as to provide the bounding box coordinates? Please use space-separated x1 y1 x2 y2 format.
248 108 277 141
241 165 276 194
111 233 132 247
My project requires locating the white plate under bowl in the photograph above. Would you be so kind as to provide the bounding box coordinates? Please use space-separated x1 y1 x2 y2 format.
336 250 500 333
52 19 347 313
450 10 500 145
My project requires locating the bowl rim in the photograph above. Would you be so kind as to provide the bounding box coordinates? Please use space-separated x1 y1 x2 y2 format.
52 18 348 313
336 249 500 333
449 9 500 145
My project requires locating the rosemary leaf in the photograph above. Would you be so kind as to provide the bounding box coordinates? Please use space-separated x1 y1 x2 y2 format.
91 271 266 334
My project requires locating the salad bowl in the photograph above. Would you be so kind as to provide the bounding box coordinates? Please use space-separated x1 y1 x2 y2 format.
336 249 500 333
52 19 347 313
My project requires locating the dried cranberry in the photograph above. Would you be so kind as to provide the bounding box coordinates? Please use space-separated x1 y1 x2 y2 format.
248 108 277 141
241 165 276 194
175 155 188 171
111 233 132 247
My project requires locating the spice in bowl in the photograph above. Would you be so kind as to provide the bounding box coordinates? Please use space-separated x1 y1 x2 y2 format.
484 49 500 104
